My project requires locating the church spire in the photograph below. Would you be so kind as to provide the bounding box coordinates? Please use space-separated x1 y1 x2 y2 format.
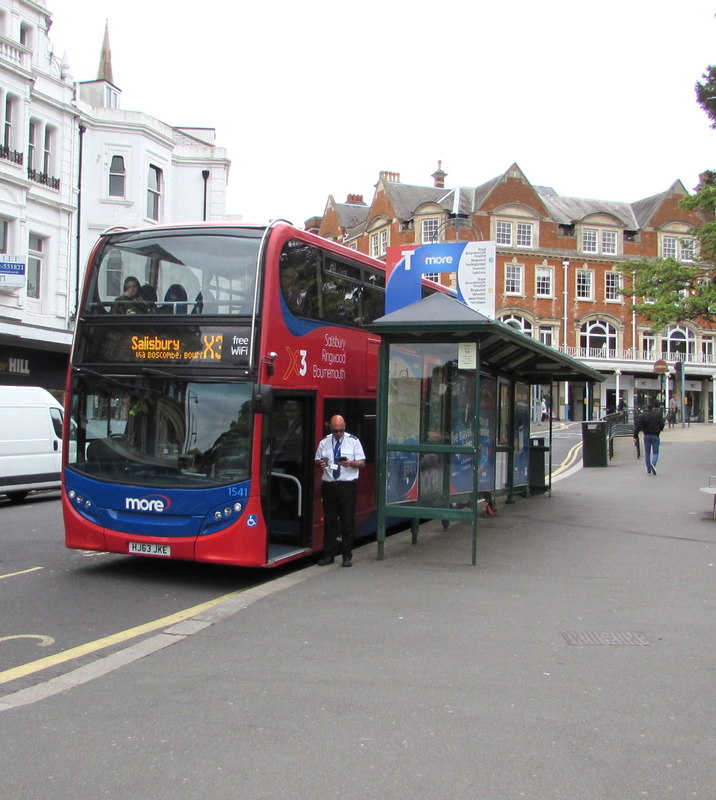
97 20 114 85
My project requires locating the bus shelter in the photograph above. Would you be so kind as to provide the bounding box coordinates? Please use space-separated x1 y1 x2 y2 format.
367 293 604 565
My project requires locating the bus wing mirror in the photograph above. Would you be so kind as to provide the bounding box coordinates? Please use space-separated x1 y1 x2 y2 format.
252 384 274 415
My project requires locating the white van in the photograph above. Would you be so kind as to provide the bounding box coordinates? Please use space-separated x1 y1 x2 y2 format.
0 386 65 502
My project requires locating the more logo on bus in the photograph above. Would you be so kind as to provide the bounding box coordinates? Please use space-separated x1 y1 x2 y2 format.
125 495 172 512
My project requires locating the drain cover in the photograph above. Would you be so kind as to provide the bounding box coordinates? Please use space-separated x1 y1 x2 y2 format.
562 631 651 646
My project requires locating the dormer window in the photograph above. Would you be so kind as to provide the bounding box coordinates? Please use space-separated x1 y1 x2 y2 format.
370 228 388 258
516 223 533 247
421 218 439 244
581 228 619 255
602 231 617 254
496 220 534 248
662 235 697 262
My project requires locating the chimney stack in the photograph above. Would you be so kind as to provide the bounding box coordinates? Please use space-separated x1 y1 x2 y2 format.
431 160 447 189
379 171 400 183
345 193 365 204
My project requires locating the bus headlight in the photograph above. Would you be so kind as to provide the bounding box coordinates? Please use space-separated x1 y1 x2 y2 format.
203 499 246 534
67 487 97 521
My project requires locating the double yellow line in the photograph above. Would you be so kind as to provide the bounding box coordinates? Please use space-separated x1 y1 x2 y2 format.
550 440 583 478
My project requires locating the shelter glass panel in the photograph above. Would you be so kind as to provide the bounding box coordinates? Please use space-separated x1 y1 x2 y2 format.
385 343 494 506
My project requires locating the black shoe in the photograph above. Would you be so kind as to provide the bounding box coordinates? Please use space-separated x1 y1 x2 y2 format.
341 558 352 568
317 556 335 566
651 465 657 476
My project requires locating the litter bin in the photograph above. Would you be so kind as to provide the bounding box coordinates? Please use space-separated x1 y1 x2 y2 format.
528 436 550 493
581 420 608 467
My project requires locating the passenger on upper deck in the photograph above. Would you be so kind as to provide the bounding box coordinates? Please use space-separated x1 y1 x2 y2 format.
281 267 307 314
161 284 188 314
112 276 149 315
140 284 157 312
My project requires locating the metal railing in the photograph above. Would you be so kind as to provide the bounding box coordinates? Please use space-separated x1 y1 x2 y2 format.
560 346 715 365
0 144 23 164
27 168 60 190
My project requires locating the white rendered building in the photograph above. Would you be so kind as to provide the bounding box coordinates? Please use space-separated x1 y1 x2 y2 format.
0 1 230 392
0 0 77 389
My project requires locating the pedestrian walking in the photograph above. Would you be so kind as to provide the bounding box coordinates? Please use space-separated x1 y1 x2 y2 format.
633 403 665 476
668 396 678 428
315 414 366 567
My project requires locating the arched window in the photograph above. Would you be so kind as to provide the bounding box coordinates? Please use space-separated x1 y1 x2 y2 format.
580 319 617 356
500 314 533 336
109 155 125 197
663 324 695 359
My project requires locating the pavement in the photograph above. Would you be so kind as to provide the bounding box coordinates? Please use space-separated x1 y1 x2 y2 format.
3 424 716 799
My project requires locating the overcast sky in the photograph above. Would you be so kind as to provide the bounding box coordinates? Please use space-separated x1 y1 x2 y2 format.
47 0 716 227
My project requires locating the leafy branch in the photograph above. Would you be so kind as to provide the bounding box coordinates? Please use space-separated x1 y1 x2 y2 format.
618 258 716 330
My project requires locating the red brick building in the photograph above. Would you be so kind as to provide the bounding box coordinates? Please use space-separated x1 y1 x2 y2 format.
315 163 715 421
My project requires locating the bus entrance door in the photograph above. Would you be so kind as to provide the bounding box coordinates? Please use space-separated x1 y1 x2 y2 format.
264 393 316 564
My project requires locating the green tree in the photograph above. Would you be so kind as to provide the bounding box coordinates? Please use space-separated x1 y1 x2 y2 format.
618 257 716 330
680 172 716 262
695 66 716 128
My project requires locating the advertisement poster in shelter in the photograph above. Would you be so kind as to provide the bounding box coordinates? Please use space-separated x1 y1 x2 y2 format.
512 381 530 486
385 346 420 504
450 375 496 494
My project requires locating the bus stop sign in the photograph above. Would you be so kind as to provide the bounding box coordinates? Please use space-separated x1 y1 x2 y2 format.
653 359 668 374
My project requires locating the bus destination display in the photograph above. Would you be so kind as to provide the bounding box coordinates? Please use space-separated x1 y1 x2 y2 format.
79 325 251 367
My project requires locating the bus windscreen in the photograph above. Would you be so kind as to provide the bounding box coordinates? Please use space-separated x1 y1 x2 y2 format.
69 375 254 489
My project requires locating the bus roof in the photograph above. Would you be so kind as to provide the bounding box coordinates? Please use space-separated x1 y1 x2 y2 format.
95 220 389 272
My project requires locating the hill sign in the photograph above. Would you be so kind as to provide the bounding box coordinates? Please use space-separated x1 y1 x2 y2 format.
653 359 669 374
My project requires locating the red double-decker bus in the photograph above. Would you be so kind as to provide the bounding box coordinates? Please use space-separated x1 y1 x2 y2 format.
63 221 395 567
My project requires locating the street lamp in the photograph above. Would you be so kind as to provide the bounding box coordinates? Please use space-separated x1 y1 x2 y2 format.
562 259 570 349
562 259 571 420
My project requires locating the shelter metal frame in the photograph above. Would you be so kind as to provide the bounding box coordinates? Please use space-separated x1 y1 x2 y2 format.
367 293 605 566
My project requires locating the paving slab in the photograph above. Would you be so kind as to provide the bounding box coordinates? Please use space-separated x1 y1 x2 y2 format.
2 425 716 799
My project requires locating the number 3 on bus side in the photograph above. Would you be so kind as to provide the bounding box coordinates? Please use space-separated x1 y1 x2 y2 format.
298 349 307 376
